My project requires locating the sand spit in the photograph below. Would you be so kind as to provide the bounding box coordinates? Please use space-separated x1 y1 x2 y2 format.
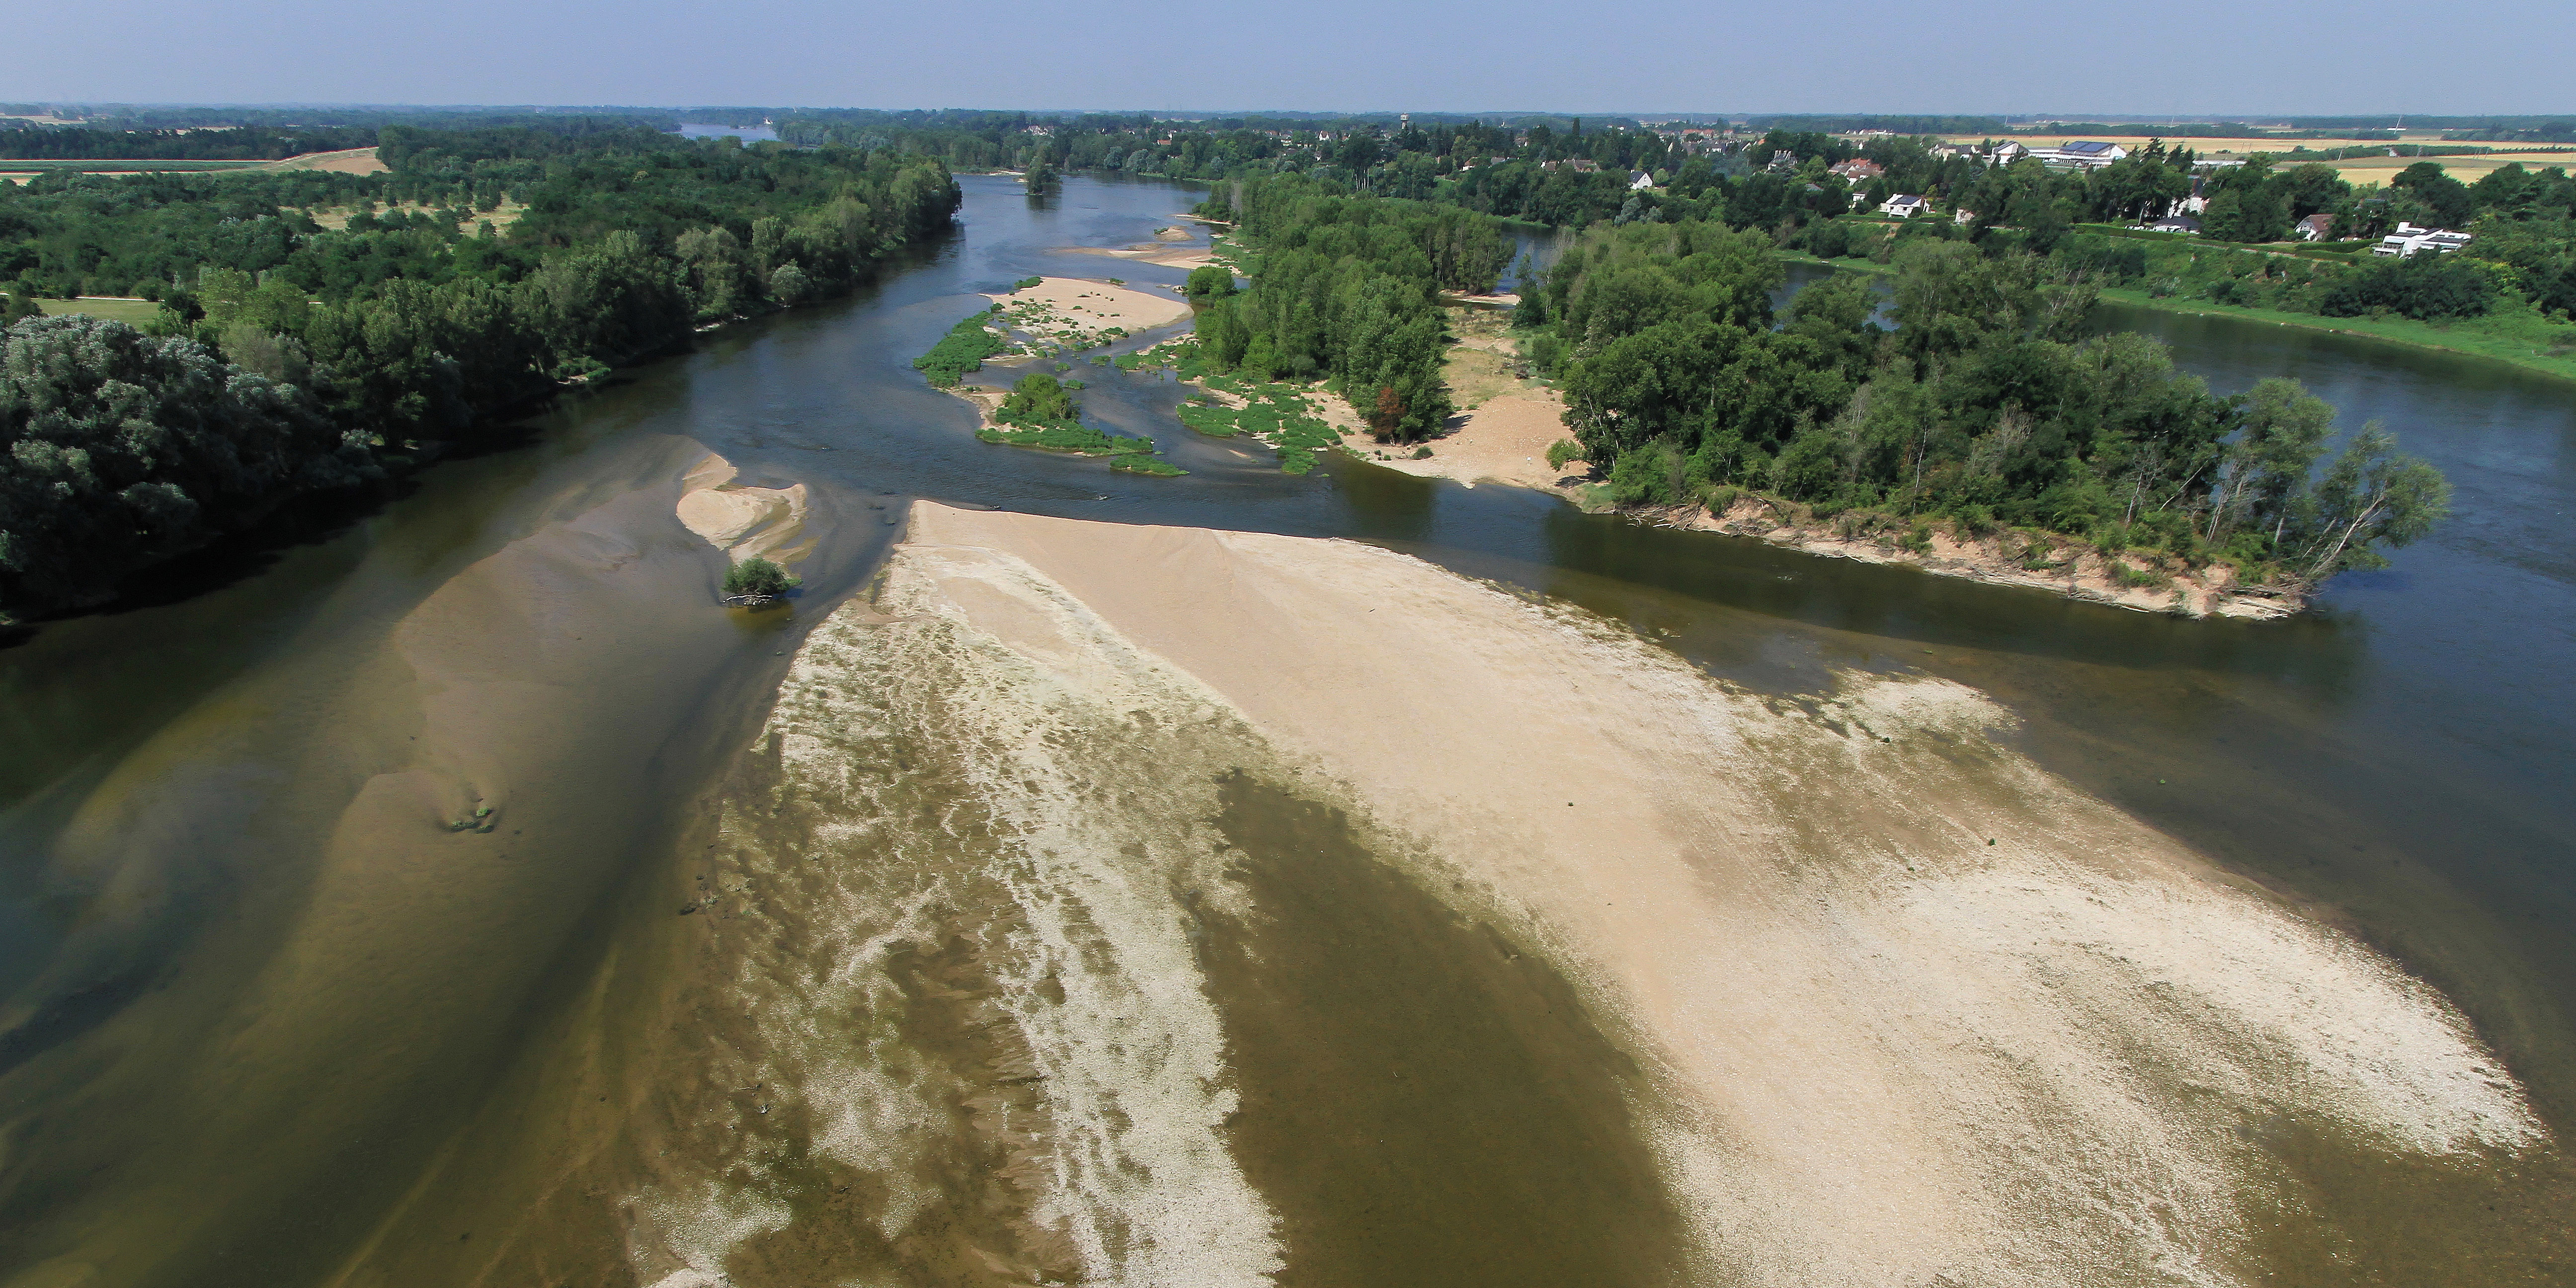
1679 496 2289 619
618 526 1288 1286
1374 390 1585 490
988 277 1191 335
676 452 813 566
880 502 2548 1287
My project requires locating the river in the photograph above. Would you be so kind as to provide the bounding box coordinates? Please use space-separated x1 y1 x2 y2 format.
0 173 2569 1287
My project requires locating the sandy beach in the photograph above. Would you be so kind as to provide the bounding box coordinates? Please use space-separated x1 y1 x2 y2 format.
778 501 2556 1286
986 276 1191 332
1373 389 1586 490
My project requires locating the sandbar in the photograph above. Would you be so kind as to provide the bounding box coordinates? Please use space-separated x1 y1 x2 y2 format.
860 501 2550 1285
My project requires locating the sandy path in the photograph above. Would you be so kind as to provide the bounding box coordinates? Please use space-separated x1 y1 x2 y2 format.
886 502 2550 1286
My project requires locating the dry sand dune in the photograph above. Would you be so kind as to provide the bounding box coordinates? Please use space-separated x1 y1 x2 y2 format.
841 502 2551 1286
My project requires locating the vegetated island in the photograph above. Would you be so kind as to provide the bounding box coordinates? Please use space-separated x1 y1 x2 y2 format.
1175 174 2450 618
912 277 1197 475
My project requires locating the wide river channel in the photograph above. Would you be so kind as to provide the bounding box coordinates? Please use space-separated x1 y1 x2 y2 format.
1 174 2570 1287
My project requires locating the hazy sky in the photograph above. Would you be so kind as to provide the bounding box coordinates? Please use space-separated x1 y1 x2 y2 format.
11 0 2573 116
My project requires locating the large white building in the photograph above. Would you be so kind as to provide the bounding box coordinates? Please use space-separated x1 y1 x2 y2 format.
2371 223 2475 257
2030 140 2130 170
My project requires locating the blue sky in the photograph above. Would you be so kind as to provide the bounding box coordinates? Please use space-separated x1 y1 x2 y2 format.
11 0 2573 115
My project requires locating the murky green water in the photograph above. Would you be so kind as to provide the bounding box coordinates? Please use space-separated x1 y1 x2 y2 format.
1 175 2570 1286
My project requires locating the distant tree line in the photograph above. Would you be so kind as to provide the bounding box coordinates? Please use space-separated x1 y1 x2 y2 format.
0 125 378 160
0 126 959 618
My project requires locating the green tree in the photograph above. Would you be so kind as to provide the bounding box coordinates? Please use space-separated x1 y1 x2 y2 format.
1185 265 1235 301
722 557 795 599
2284 424 2450 585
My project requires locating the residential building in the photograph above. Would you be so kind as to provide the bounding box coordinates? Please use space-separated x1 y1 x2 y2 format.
2372 223 2474 257
2031 140 2129 170
1628 170 1655 191
1568 159 1600 173
2294 213 2337 242
1828 159 1884 181
1880 193 1933 218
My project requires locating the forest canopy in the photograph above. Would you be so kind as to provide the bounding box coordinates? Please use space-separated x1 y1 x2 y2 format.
1520 224 2449 589
0 126 961 619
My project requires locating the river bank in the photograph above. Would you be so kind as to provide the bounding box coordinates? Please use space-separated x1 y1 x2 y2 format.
1777 252 2576 385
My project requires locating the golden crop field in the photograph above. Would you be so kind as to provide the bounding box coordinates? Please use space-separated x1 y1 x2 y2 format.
2312 152 2575 182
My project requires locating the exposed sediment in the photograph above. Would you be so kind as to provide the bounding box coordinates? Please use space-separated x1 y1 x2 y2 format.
619 501 2557 1287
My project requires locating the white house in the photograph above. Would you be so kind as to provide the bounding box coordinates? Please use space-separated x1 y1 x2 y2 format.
1880 193 1933 218
2031 140 2129 170
1628 170 1655 191
2176 176 2209 216
2371 223 2474 257
2294 213 2337 242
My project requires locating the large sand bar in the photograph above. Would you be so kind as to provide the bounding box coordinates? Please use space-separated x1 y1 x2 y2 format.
859 501 2549 1286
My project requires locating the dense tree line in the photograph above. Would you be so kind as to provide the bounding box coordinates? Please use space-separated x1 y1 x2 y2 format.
0 124 378 160
1524 223 2449 589
0 127 959 618
1186 175 1512 442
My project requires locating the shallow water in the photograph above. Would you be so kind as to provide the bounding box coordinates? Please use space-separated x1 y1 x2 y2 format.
0 174 2570 1286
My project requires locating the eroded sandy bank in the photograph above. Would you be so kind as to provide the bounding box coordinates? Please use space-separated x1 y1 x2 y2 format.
847 501 2551 1286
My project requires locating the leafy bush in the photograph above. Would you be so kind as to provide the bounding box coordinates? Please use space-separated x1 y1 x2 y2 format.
914 308 1009 385
1012 276 1043 291
2320 254 2496 321
1184 265 1236 301
1545 438 1586 471
722 557 795 599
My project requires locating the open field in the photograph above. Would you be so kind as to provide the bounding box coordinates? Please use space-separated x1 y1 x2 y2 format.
0 147 386 184
31 297 164 325
0 157 270 171
2314 151 2576 182
264 146 387 175
1943 132 2462 151
309 196 527 234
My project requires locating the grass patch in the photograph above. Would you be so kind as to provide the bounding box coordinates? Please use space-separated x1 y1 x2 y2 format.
976 422 1152 455
913 307 1011 386
0 158 268 172
34 297 162 325
1177 377 1341 474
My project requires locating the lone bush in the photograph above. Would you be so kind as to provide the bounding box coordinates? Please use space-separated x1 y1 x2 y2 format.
723 557 795 599
1545 438 1586 471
